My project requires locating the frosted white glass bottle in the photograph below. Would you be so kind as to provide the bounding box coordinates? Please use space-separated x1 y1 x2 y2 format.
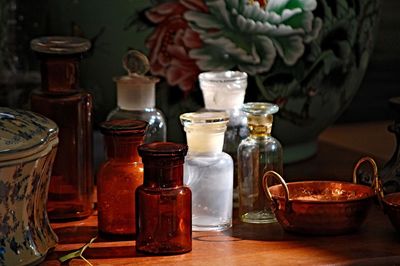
107 50 166 143
180 111 233 231
199 71 248 204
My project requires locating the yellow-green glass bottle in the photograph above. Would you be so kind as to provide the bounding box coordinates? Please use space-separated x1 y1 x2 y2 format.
237 102 283 224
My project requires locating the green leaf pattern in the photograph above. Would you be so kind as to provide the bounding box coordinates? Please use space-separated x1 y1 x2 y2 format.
254 0 380 125
185 0 322 74
136 0 379 134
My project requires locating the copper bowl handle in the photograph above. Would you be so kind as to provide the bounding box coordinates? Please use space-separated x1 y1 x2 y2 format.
353 156 383 199
352 156 378 184
263 171 290 208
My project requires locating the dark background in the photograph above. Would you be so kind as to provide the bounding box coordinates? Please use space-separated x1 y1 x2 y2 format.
0 0 399 123
338 0 400 123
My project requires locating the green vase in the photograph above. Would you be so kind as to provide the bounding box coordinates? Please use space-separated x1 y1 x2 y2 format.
46 0 381 163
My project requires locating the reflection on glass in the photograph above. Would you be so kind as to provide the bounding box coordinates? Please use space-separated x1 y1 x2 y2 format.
238 102 283 224
181 111 233 231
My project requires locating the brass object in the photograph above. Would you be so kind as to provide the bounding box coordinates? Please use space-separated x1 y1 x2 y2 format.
377 162 400 232
263 157 378 235
381 193 400 232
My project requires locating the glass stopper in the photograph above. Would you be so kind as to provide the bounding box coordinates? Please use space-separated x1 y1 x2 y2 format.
122 50 150 76
242 102 279 136
199 71 247 110
242 102 279 116
30 36 91 54
99 120 148 136
180 112 229 128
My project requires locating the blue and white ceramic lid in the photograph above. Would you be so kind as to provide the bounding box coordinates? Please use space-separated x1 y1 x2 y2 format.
0 108 58 162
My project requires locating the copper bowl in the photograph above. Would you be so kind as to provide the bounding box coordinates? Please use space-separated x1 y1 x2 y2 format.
381 193 400 232
263 157 378 235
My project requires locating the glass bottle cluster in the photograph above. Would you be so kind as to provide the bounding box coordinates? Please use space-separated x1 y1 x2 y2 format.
29 36 283 256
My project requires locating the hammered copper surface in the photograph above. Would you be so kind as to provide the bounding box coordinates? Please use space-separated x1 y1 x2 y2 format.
268 181 375 235
383 192 400 232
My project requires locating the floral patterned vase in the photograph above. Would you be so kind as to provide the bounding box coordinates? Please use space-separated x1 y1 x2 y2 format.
0 108 58 266
46 0 380 162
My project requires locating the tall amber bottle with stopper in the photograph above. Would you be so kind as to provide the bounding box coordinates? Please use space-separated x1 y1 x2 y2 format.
97 120 147 239
30 36 94 220
107 50 166 143
136 142 192 255
238 102 283 224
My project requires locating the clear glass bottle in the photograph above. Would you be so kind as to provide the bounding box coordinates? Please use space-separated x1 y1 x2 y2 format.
180 111 233 231
107 50 166 143
199 71 248 204
97 119 147 239
136 142 191 255
238 102 283 224
30 36 94 220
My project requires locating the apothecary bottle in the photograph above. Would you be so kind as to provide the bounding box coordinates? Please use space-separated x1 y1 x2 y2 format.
30 36 94 220
136 142 192 254
97 119 148 239
238 102 283 224
107 51 166 143
199 71 248 202
180 111 233 231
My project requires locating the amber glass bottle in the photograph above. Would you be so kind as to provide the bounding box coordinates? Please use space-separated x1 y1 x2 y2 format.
30 36 94 220
136 142 192 255
97 119 147 239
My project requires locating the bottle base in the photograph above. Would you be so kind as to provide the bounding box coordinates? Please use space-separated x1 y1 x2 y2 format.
99 231 135 241
192 215 232 231
193 222 232 232
240 211 277 224
136 244 191 255
47 206 93 222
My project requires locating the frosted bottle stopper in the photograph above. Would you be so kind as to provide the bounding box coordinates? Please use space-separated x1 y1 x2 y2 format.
199 71 247 110
115 50 159 110
180 112 229 154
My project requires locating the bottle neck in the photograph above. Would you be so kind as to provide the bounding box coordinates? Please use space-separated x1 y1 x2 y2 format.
142 157 184 188
39 56 80 94
104 135 143 162
248 114 273 138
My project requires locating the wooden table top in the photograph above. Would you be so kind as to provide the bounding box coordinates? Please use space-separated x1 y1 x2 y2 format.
42 121 400 265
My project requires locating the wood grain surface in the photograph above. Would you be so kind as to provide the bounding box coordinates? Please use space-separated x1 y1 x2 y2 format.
42 121 400 266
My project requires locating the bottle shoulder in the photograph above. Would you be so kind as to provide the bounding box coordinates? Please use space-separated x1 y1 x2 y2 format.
238 136 282 152
31 90 92 101
186 151 232 159
240 136 282 145
98 161 143 174
107 108 166 122
185 152 233 166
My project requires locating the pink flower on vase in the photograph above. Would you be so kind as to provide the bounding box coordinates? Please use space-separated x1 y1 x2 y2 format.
145 1 207 93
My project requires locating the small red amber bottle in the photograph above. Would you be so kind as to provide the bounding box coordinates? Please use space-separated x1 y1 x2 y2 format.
97 120 148 239
136 142 192 254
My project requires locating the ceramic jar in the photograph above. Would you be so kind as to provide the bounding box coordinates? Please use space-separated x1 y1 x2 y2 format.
0 108 58 266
